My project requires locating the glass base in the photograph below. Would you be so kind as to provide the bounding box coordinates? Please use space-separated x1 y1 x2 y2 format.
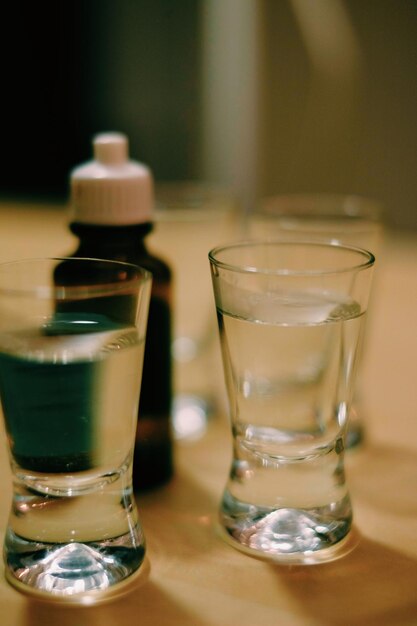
219 490 357 565
4 529 147 605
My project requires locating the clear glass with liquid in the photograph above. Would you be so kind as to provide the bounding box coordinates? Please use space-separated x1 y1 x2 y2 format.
209 241 374 564
0 258 151 603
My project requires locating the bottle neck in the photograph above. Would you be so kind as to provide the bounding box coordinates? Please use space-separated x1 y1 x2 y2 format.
69 221 153 252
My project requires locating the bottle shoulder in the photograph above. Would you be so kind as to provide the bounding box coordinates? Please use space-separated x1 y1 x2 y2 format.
65 222 172 282
132 252 172 282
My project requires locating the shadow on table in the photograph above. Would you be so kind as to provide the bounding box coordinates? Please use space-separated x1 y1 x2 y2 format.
22 576 211 626
275 442 417 625
275 534 417 625
346 442 417 516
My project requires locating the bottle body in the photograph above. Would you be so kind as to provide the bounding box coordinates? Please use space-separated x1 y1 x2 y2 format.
55 222 173 490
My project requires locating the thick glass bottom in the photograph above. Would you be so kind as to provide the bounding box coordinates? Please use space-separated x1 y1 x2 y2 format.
4 528 147 605
219 490 357 565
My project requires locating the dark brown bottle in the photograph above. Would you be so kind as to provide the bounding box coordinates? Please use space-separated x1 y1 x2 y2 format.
56 133 173 490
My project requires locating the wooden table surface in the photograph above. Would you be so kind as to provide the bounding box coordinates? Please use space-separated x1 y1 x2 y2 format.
0 201 416 626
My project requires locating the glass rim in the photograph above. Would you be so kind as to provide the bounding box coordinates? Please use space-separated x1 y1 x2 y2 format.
0 257 152 299
257 193 382 225
208 239 375 277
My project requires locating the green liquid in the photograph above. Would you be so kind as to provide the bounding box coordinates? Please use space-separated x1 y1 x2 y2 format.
0 353 94 472
0 314 122 473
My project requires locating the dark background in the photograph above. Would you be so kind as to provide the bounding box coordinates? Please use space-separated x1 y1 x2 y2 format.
0 1 201 199
0 0 416 228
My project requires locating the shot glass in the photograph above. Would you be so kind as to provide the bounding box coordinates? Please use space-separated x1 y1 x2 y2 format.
247 194 382 251
0 258 151 603
209 241 374 564
246 193 383 447
149 182 239 439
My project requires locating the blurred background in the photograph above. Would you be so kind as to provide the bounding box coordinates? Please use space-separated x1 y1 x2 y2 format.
0 0 416 228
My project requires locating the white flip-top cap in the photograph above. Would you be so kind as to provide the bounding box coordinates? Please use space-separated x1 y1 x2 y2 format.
70 132 153 225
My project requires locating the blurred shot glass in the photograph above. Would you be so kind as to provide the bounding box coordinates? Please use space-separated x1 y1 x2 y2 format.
149 182 240 440
245 193 383 447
